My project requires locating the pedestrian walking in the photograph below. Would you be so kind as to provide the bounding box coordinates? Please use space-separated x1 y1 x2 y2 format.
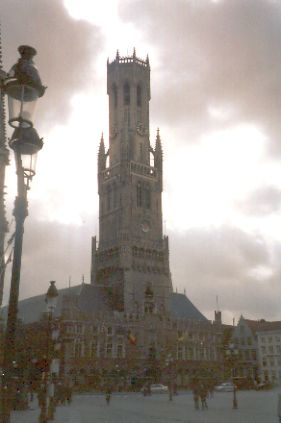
192 385 200 410
199 383 208 410
105 386 111 405
66 383 73 405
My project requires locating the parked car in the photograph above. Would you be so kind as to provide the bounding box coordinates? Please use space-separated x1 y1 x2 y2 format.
214 382 236 392
141 383 168 394
150 383 168 393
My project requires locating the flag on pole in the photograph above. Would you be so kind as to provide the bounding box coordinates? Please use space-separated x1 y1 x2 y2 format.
128 331 137 345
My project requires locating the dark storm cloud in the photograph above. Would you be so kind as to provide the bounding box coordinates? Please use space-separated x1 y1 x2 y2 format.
238 186 281 215
120 0 281 153
169 226 280 320
1 0 104 131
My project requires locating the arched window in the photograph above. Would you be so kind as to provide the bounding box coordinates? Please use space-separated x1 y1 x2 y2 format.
144 184 151 209
145 285 154 314
112 183 117 209
112 84 118 108
137 84 142 107
106 185 112 211
124 82 130 105
137 182 142 207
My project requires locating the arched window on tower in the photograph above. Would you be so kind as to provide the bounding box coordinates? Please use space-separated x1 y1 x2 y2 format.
112 84 118 108
112 182 117 209
137 182 142 207
143 184 151 209
145 285 154 314
137 84 142 107
106 185 112 211
124 82 130 105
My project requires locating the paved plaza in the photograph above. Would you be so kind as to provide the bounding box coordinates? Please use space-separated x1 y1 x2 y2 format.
11 389 280 423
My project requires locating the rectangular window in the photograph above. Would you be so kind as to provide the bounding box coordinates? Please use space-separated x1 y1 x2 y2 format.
91 342 97 358
117 344 123 358
106 343 112 357
177 346 183 360
74 342 82 358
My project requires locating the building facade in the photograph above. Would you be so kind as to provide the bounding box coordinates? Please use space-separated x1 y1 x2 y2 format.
256 322 281 385
231 316 281 386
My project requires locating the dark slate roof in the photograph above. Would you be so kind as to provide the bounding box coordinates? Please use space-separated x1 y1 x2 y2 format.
1 284 207 323
169 293 208 322
76 284 111 314
0 285 83 324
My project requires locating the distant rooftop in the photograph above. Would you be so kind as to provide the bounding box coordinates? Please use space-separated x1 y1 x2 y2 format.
168 292 208 322
245 318 281 333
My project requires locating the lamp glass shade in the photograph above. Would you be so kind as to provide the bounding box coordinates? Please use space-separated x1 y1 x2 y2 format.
21 152 38 179
6 82 38 128
9 127 43 179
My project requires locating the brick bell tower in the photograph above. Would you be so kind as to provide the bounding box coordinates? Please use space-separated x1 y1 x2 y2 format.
91 50 173 315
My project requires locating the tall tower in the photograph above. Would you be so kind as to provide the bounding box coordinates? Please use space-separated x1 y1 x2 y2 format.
91 50 173 314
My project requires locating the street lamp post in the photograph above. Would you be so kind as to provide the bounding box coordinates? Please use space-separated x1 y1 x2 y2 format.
226 344 239 409
166 353 174 401
0 45 45 423
39 281 59 423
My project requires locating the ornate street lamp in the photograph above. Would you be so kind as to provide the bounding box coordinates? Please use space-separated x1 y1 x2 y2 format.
226 343 239 409
0 45 45 423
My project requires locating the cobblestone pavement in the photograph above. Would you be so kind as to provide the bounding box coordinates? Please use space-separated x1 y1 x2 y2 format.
10 389 280 423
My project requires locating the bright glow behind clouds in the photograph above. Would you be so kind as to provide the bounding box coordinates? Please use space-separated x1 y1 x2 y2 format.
46 0 279 241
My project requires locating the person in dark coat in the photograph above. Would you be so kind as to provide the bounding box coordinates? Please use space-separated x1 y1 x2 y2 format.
65 383 73 404
105 386 111 405
192 384 200 410
199 383 208 410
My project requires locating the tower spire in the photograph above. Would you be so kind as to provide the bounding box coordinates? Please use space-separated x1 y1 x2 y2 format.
98 133 106 171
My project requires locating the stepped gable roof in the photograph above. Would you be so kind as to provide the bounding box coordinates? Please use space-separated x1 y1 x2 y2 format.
169 292 208 322
245 318 281 333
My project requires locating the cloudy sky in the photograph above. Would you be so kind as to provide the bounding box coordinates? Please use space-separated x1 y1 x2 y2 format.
2 0 281 324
